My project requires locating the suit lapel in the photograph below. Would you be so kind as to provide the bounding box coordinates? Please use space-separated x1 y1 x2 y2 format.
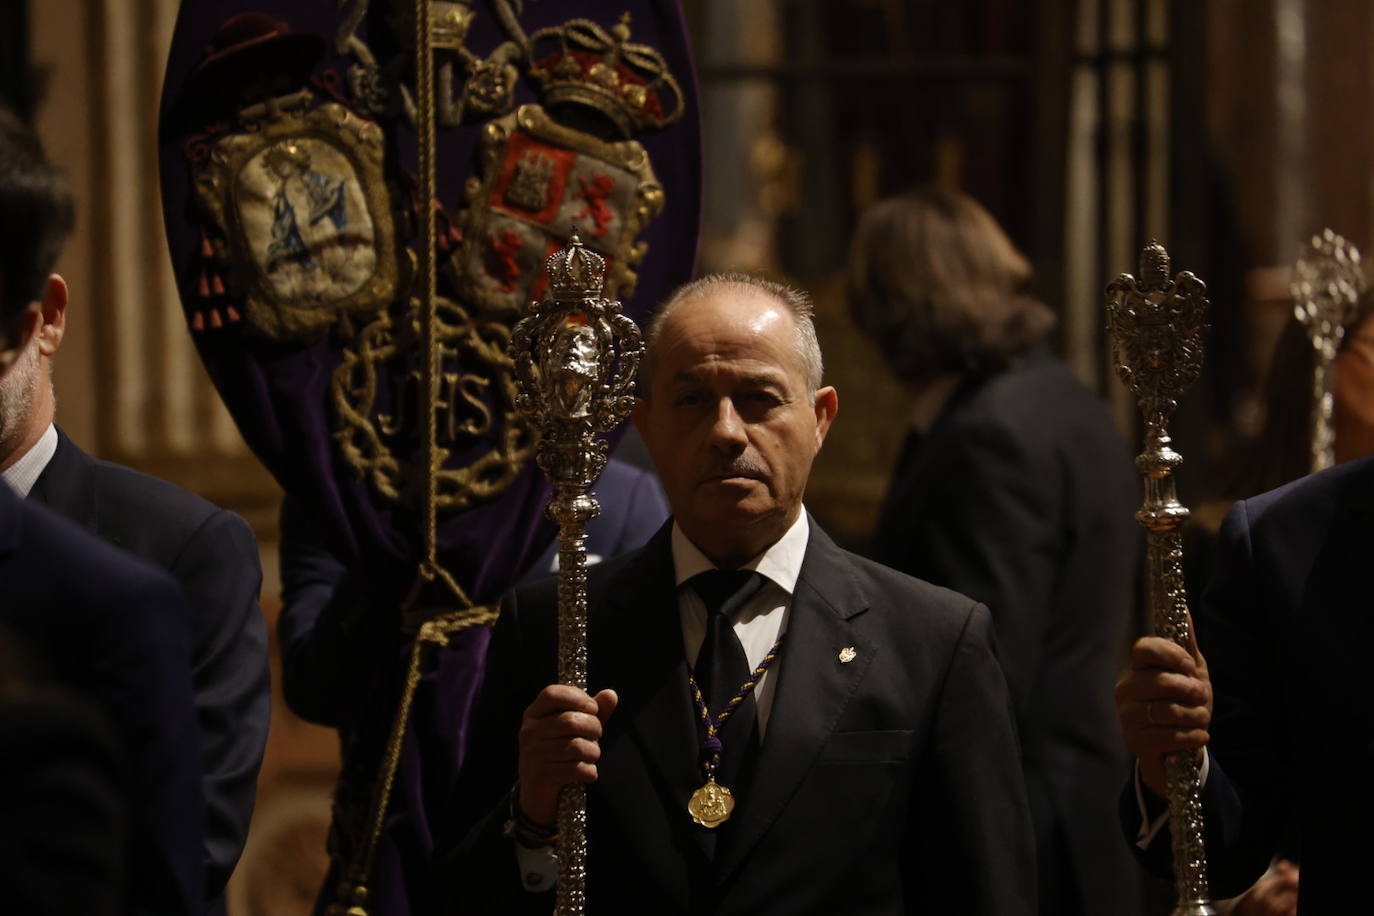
714 520 874 882
28 428 97 531
0 484 21 557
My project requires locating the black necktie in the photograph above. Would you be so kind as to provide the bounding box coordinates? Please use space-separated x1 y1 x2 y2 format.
689 569 765 795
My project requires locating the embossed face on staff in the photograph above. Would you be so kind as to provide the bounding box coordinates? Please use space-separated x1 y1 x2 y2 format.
545 319 600 419
634 276 838 568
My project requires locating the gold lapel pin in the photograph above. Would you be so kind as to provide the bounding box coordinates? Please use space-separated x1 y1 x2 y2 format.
838 646 857 664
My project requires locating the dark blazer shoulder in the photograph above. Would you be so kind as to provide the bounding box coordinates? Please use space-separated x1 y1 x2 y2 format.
946 355 1124 453
1237 451 1374 533
75 447 221 528
39 429 250 565
9 495 177 595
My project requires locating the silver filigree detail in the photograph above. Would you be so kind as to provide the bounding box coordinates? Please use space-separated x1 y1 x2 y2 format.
509 233 642 916
1106 241 1218 916
1292 228 1365 471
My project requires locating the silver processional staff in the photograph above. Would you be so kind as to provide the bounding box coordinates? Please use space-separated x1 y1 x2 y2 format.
1106 240 1216 916
510 233 643 916
1291 228 1365 473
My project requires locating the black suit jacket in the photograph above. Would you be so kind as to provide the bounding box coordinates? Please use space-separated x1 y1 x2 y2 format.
30 429 270 903
0 686 126 916
0 483 203 915
870 352 1142 914
1128 453 1374 908
442 518 1035 915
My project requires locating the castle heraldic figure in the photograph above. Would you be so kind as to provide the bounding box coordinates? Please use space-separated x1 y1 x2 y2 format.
0 106 205 916
439 274 1036 915
848 186 1144 916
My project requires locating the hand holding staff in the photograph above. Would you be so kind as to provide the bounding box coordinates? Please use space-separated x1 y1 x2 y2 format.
510 234 642 916
1107 240 1218 916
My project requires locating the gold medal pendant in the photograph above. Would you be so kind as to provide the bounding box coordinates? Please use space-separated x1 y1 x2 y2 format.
688 777 735 828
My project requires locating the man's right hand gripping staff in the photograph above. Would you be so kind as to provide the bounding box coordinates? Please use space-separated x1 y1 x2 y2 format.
518 685 619 827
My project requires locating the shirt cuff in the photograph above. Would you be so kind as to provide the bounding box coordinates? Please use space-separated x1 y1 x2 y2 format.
513 840 558 893
1134 751 1210 850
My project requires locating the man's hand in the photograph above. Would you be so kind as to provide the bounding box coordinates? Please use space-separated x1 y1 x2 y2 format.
516 685 618 826
1114 616 1212 797
1234 860 1299 916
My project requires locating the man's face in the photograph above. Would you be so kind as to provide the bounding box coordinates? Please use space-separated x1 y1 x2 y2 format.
634 285 837 564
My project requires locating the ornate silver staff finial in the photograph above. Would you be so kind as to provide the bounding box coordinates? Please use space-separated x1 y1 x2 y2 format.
1140 238 1171 285
1106 240 1217 916
509 234 642 916
1291 228 1365 472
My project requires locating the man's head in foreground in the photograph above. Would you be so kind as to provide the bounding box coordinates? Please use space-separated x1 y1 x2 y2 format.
633 273 838 568
0 108 71 469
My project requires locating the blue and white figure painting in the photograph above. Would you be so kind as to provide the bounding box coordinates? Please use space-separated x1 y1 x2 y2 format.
240 139 376 305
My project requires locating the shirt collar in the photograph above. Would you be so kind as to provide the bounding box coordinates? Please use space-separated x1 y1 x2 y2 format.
670 509 810 595
2 423 57 497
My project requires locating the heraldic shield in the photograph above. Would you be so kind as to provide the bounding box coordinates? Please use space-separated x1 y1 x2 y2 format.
457 103 665 315
193 103 399 340
158 2 700 913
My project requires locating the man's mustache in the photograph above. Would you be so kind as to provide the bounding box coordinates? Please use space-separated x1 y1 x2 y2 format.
703 456 769 480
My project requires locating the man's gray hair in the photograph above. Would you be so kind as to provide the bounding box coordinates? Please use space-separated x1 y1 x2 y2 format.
642 272 824 395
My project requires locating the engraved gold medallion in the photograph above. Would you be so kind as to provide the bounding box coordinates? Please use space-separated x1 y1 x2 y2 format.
687 778 735 828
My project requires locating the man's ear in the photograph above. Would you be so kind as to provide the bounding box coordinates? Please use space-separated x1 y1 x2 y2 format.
812 386 838 449
35 274 68 358
0 304 42 377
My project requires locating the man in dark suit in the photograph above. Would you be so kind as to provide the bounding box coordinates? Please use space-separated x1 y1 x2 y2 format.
440 273 1035 914
1117 453 1374 909
0 107 269 911
0 131 204 911
849 186 1143 915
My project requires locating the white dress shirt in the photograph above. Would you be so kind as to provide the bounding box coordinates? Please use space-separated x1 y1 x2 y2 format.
1 423 57 497
514 510 812 890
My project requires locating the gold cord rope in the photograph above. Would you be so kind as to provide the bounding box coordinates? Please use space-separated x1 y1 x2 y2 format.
329 4 472 913
417 0 440 573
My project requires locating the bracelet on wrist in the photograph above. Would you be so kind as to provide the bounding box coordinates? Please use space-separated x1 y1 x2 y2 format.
506 787 557 848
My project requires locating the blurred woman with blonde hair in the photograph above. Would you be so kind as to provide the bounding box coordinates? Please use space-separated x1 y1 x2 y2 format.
849 184 1144 916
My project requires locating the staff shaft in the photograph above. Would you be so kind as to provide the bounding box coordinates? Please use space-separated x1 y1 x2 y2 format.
1143 528 1212 911
1107 241 1214 916
554 493 593 915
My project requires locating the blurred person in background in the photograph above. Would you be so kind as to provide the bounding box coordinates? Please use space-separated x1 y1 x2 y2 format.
847 184 1144 916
